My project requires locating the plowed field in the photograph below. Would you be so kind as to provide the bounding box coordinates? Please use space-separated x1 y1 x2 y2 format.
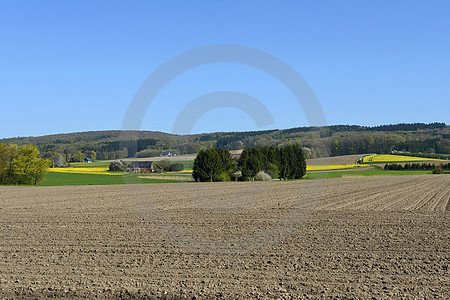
306 154 367 165
1 175 448 298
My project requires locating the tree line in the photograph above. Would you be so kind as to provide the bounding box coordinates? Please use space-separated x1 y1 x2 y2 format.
192 145 306 182
108 160 184 172
384 163 450 171
0 144 50 185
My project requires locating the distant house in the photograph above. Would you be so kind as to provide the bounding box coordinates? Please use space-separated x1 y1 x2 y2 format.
127 161 162 173
160 151 173 157
84 158 92 163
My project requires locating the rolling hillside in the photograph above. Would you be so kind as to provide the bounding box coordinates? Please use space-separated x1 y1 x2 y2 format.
1 123 448 161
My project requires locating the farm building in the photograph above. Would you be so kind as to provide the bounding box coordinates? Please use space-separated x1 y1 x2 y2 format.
160 151 174 157
127 161 162 173
83 158 92 163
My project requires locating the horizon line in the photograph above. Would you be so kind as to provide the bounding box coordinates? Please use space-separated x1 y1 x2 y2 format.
1 122 447 140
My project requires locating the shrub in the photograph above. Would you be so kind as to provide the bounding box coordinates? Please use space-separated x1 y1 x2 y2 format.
159 159 172 171
216 171 231 182
432 166 444 174
168 163 184 172
264 162 279 179
109 160 127 172
230 171 242 181
255 171 272 181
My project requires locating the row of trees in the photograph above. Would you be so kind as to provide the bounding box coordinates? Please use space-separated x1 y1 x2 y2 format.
108 160 184 172
158 160 184 172
384 163 450 171
238 145 306 180
0 144 50 185
192 145 306 182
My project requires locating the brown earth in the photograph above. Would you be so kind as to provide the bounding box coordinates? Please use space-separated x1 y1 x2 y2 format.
306 154 368 165
0 175 449 298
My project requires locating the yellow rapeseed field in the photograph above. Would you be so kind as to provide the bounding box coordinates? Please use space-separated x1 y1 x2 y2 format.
362 154 438 163
48 167 123 176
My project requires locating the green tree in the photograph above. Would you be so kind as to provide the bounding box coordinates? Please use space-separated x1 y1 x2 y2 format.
168 163 184 172
109 160 127 172
0 143 19 184
279 144 306 179
193 148 234 182
159 159 172 171
0 144 50 185
238 148 262 180
84 150 96 161
52 152 68 167
74 151 84 162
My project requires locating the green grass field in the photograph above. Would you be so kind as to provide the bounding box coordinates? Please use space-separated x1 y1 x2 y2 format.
40 172 189 186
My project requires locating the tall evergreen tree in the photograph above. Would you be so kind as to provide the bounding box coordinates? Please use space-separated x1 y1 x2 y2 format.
279 144 306 179
192 148 234 182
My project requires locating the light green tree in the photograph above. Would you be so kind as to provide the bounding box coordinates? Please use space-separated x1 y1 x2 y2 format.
0 144 50 185
74 151 84 162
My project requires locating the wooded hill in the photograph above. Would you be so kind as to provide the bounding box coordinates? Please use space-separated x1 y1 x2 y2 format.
1 123 448 161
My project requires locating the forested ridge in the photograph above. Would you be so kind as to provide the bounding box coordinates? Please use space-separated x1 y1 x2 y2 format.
1 123 448 162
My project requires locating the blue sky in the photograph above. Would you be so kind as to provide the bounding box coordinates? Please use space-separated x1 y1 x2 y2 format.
1 0 449 138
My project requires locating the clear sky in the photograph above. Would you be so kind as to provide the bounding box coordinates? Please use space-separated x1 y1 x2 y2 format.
1 0 449 139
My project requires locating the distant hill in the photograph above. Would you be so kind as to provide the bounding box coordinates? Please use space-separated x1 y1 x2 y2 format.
1 123 448 161
1 130 179 145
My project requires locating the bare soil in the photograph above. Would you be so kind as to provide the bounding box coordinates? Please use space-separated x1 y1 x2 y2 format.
306 154 368 165
0 175 448 298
